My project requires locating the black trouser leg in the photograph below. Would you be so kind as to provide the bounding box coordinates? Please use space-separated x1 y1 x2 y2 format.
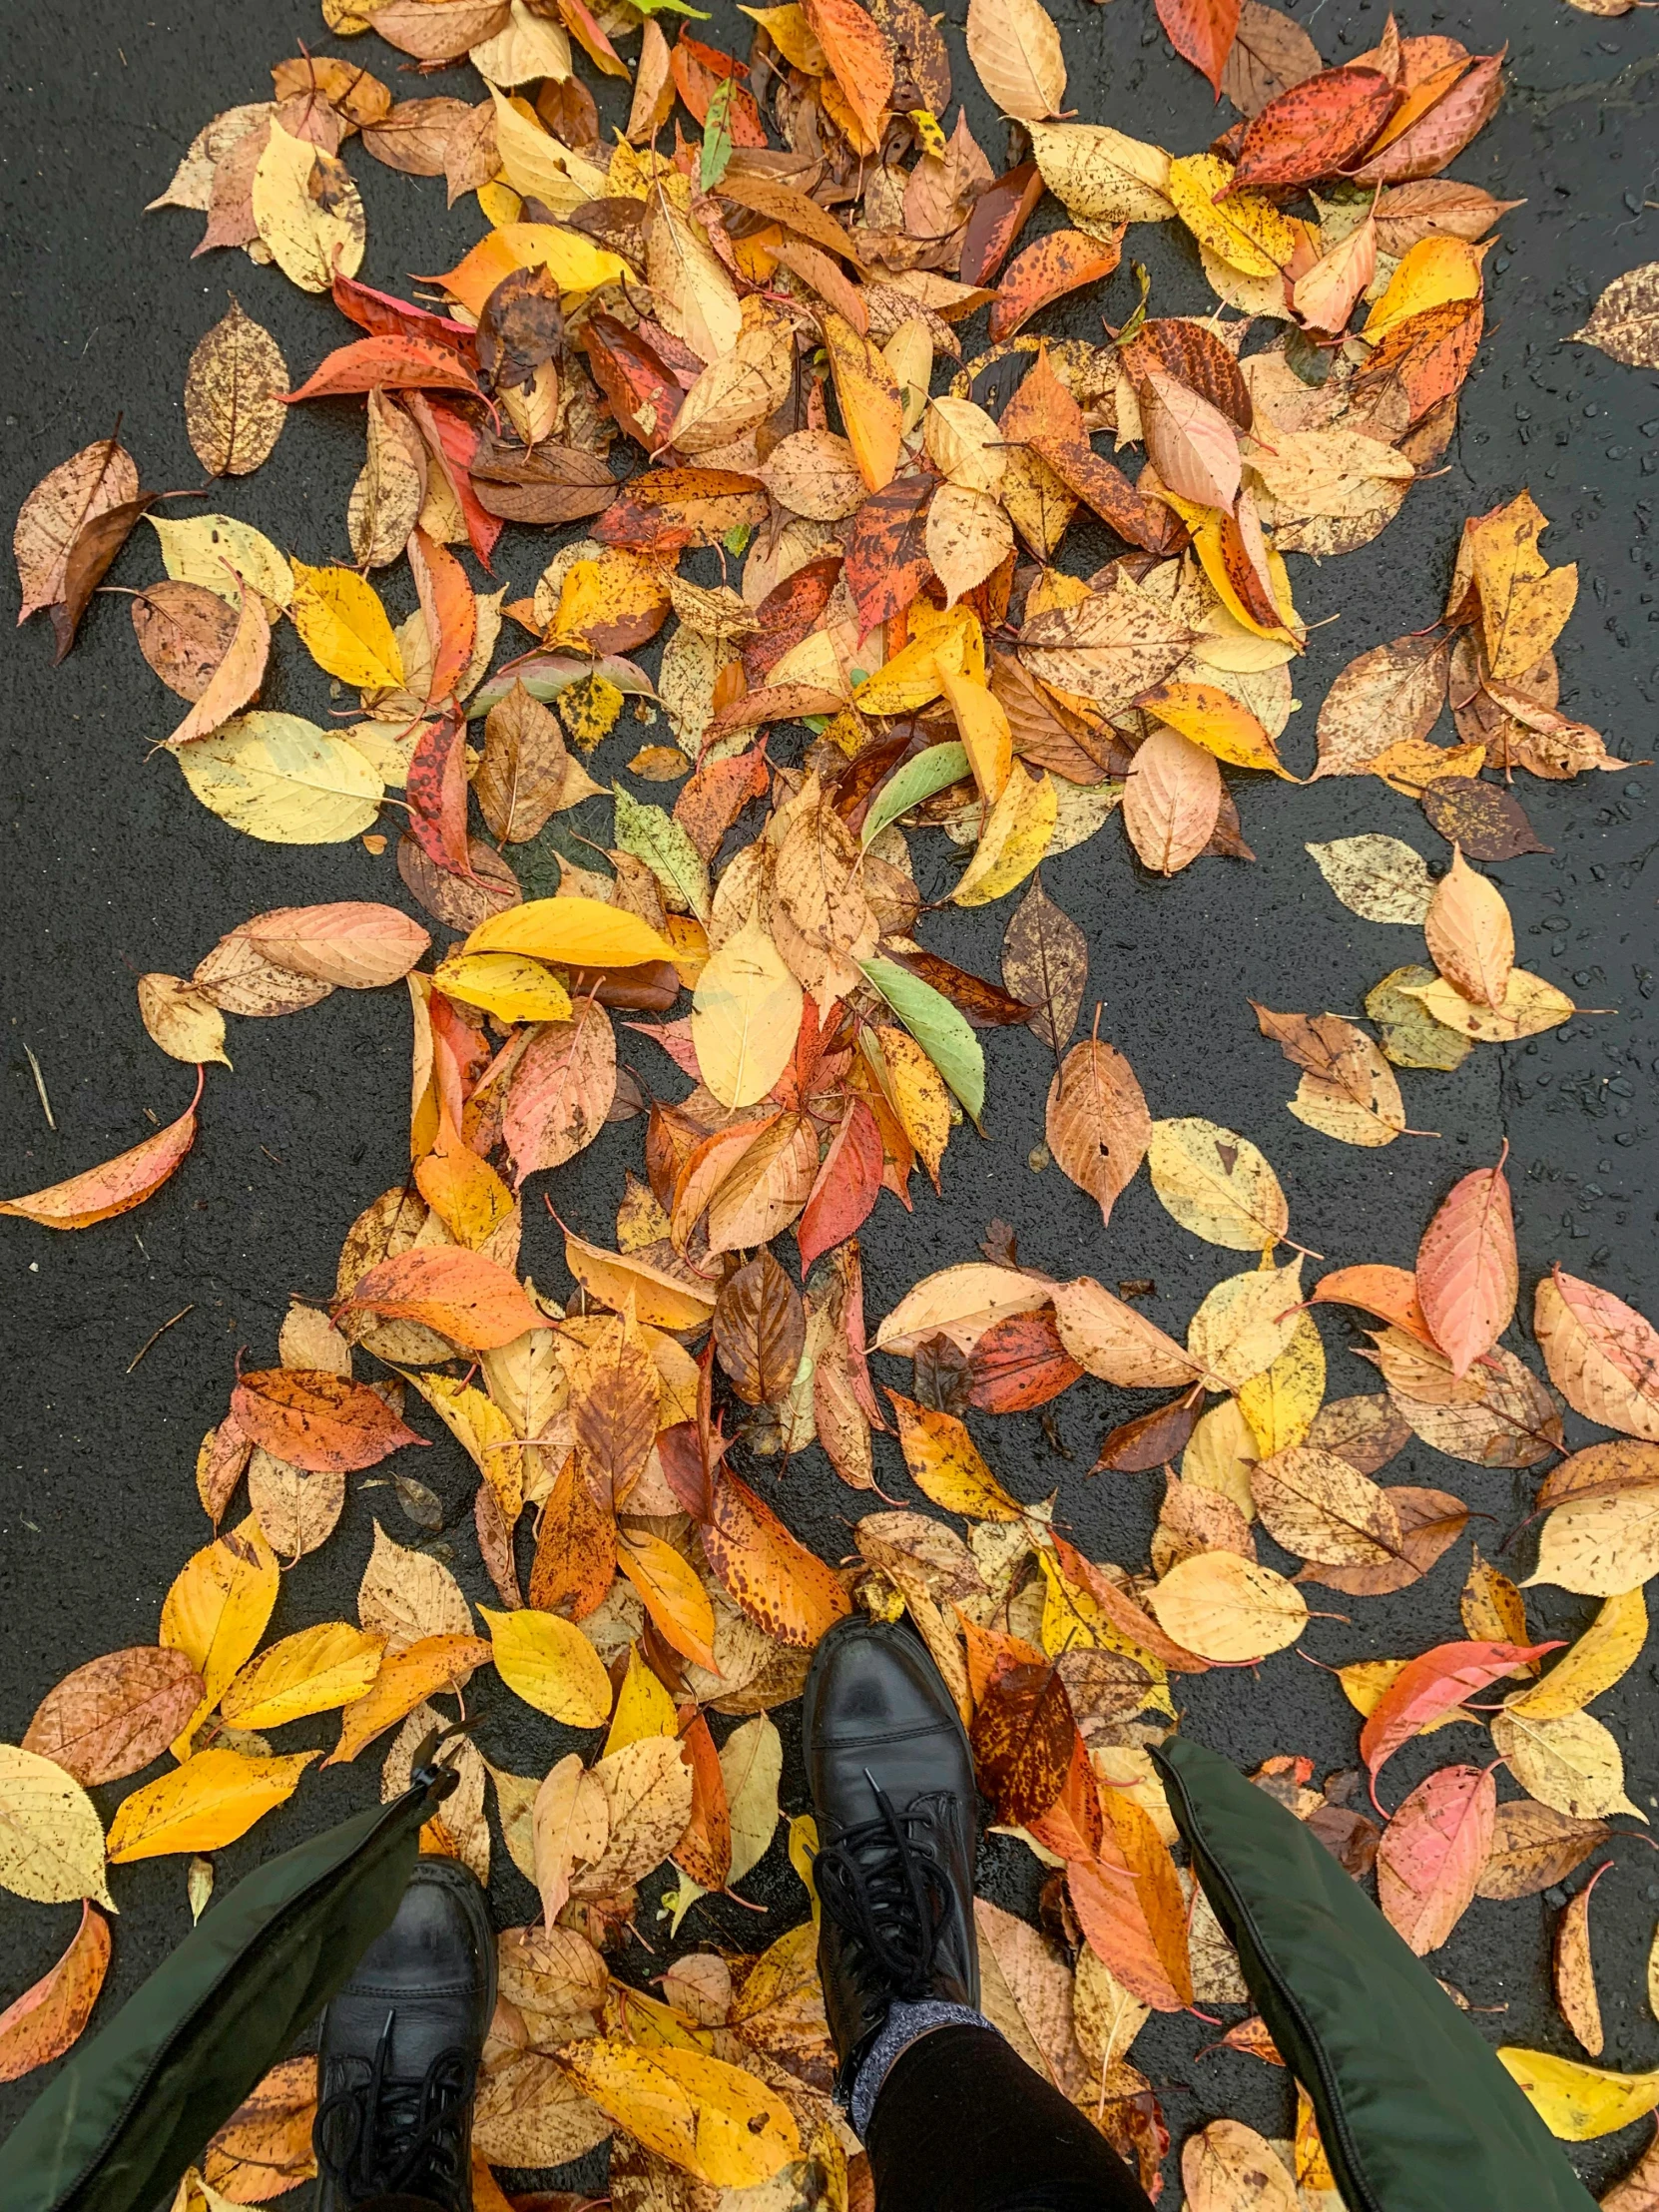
863 2023 1157 2212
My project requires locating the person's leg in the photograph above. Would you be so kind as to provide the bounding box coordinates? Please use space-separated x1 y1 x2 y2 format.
862 2024 1154 2212
312 1858 495 2212
803 1616 1155 2212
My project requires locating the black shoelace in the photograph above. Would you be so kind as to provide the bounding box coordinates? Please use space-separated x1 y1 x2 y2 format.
314 2012 474 2207
815 1777 954 2001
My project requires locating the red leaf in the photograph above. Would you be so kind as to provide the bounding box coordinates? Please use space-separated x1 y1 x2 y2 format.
1156 0 1243 96
670 30 768 144
845 473 935 632
330 273 478 361
581 312 685 453
797 1099 882 1278
284 333 479 403
1361 1640 1563 1797
959 163 1046 288
967 1310 1083 1413
403 391 501 571
1222 65 1397 194
406 708 473 879
1415 1147 1516 1378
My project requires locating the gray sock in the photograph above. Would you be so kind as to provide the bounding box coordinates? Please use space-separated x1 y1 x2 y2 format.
848 1998 998 2138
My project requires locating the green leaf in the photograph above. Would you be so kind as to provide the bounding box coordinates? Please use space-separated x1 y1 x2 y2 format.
700 79 736 193
859 955 986 1127
630 0 711 14
613 783 712 921
859 744 969 849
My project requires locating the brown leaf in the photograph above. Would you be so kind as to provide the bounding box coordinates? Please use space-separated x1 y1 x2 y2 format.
49 492 157 662
1221 0 1324 116
23 1648 205 1786
569 1316 660 1507
1476 1801 1609 1901
714 1251 808 1406
131 580 240 700
503 1001 618 1182
185 298 287 477
1294 1396 1403 1482
1368 1330 1562 1469
14 433 138 626
844 470 934 630
1420 775 1549 860
967 1309 1082 1412
1314 633 1449 779
203 2054 318 2200
1554 1862 1611 2054
474 681 585 844
970 1661 1077 1825
1094 1393 1203 1473
1347 49 1503 185
1045 1038 1151 1227
1002 875 1088 1052
371 0 509 63
360 96 474 176
1297 1482 1468 1595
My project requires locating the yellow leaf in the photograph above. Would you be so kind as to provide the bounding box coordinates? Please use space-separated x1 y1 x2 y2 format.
1187 1259 1305 1391
851 607 982 716
604 1645 680 1757
1505 1590 1647 1719
178 713 383 845
1364 237 1483 342
1167 153 1300 280
148 513 293 614
221 1623 385 1731
484 1607 613 1727
739 4 828 72
938 665 1012 801
251 124 365 293
1402 969 1573 1043
413 1122 517 1255
888 1393 1026 1520
823 313 903 492
1147 1552 1308 1662
138 974 232 1069
556 2039 801 2189
1337 1657 1467 1732
691 915 804 1109
326 1633 493 1766
1137 680 1291 777
405 1373 524 1521
563 1229 718 1332
1488 1707 1647 1823
1148 1118 1289 1251
1495 2048 1659 2141
289 562 404 690
0 1746 114 1909
107 1749 317 1862
873 1025 952 1186
951 761 1056 905
465 895 675 968
486 98 613 232
1181 1396 1259 1521
551 552 671 653
431 952 573 1024
161 1517 280 1755
722 1714 783 1887
1237 1312 1325 1455
616 1527 719 1671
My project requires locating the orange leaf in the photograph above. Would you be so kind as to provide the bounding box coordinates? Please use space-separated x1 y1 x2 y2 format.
231 1369 426 1473
988 230 1124 343
1122 724 1222 875
1311 1262 1438 1348
1415 1148 1516 1378
1155 0 1241 95
800 0 894 144
700 1469 852 1648
410 526 476 708
1424 845 1513 1009
0 1902 110 2083
333 1246 543 1350
0 1066 202 1230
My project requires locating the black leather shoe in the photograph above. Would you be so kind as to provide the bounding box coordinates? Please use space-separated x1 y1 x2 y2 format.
313 1857 496 2212
802 1615 980 2099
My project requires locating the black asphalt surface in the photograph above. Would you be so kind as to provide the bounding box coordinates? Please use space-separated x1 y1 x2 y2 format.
2 0 1658 2198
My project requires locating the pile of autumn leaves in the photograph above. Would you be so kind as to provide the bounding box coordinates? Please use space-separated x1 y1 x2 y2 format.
8 0 1659 2201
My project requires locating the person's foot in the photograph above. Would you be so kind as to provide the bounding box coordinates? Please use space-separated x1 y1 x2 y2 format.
312 1857 496 2212
802 1615 981 2098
